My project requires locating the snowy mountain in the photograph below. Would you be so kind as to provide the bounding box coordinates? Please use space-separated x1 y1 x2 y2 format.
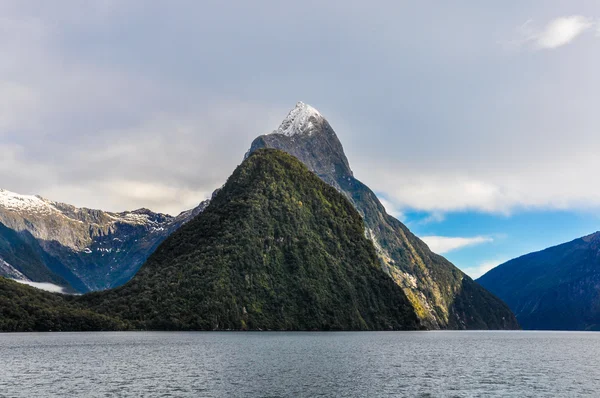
247 102 353 194
274 101 324 137
246 102 518 330
0 189 208 292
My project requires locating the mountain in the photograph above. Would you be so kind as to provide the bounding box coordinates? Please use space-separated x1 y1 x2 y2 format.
478 232 600 330
81 149 421 331
0 189 207 292
247 102 518 330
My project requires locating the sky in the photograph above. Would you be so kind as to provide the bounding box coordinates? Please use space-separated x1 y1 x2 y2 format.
1 1 600 278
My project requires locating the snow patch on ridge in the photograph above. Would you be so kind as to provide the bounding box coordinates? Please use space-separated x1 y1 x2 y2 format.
0 189 57 215
273 101 323 137
0 259 29 280
0 188 170 227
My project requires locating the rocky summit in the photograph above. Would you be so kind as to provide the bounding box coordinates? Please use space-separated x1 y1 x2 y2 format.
247 102 519 330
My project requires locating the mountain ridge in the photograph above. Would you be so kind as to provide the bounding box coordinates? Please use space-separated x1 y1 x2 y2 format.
478 231 600 330
0 188 208 292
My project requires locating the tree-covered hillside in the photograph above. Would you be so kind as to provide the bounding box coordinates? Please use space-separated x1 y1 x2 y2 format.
82 149 420 331
0 277 125 332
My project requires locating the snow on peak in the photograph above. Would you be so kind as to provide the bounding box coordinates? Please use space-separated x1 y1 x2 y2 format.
0 188 165 227
273 101 324 137
0 188 56 215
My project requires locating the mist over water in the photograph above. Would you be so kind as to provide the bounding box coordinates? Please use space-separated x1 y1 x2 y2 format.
0 331 598 397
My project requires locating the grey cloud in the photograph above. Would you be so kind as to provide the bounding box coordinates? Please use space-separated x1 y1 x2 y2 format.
1 1 600 216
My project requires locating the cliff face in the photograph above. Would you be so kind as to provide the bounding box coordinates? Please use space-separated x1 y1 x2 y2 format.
247 102 519 330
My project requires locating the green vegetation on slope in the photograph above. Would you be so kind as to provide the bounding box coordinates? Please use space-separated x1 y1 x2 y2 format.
82 149 420 331
0 277 125 332
249 124 519 330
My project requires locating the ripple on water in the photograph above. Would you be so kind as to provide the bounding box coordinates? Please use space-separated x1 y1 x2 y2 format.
0 331 599 397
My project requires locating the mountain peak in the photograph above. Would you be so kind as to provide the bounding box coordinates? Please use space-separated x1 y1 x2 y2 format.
273 101 324 137
0 188 55 214
247 101 353 183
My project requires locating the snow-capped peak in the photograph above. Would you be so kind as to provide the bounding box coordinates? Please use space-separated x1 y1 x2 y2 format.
0 189 56 215
273 101 324 137
0 188 167 226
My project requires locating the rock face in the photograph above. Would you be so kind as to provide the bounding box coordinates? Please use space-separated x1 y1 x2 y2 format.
83 149 421 331
478 232 600 330
247 102 519 330
0 189 207 292
247 102 352 192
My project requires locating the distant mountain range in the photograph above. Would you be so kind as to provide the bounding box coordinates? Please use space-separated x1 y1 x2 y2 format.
478 232 600 330
0 189 207 292
0 101 518 331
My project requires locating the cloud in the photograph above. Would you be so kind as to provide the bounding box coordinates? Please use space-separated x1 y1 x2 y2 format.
354 140 600 215
461 259 508 279
536 16 594 49
361 174 516 214
378 196 405 220
507 16 594 50
13 279 66 293
420 236 493 254
420 212 446 224
1 1 600 221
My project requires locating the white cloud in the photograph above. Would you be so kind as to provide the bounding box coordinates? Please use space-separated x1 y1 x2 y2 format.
364 174 514 214
378 196 405 220
355 145 600 214
508 16 594 50
420 212 446 224
13 279 66 293
536 16 593 49
461 259 508 279
420 236 493 254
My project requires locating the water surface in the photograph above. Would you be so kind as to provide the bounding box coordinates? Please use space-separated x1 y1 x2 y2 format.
1 331 598 397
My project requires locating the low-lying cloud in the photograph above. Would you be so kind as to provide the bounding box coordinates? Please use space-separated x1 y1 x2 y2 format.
461 259 509 279
13 279 67 294
420 236 493 254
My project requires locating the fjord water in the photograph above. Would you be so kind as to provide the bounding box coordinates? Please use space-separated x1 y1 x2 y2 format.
1 332 598 397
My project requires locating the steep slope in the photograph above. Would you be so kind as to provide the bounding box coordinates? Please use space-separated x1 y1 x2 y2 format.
0 223 64 283
82 149 421 331
0 189 207 292
248 102 518 330
478 232 600 330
